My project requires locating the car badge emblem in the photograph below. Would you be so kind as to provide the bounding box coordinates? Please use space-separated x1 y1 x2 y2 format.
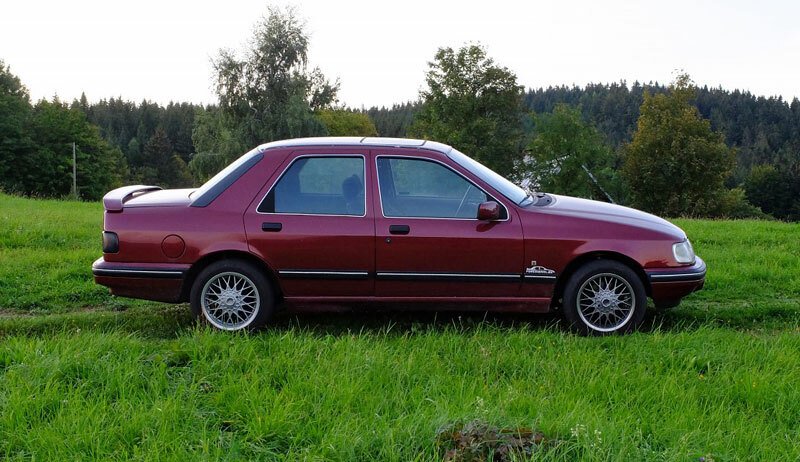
525 260 556 275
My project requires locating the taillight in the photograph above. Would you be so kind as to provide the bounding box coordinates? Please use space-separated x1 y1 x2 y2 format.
102 231 119 253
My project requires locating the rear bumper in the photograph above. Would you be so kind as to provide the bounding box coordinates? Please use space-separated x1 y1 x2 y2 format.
646 257 706 305
92 257 189 303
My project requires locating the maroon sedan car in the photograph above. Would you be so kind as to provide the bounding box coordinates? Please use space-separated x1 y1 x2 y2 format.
93 137 705 334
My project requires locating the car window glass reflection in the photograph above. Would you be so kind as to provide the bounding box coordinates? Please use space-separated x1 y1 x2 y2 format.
377 157 488 218
259 156 365 216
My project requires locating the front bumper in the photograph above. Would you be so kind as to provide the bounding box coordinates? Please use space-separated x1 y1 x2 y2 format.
92 257 190 303
646 257 706 304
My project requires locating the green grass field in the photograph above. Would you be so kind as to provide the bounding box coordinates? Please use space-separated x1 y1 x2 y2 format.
1 193 799 460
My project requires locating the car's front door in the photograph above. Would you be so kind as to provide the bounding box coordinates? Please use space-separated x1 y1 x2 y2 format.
372 152 524 298
244 149 374 297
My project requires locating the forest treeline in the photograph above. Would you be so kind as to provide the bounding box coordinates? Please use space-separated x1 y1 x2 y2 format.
370 83 800 181
1 6 798 220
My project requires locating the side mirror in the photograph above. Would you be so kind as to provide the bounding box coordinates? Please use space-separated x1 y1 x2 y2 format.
477 201 501 221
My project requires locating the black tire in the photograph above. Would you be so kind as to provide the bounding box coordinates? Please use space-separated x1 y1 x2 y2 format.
189 260 274 332
562 260 646 335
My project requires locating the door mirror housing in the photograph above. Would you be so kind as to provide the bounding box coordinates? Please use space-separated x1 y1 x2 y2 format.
477 201 501 221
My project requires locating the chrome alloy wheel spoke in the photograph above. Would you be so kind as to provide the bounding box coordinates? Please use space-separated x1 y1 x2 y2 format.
576 273 635 332
201 272 260 330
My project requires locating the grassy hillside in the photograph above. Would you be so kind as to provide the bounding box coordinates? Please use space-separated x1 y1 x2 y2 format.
1 193 799 460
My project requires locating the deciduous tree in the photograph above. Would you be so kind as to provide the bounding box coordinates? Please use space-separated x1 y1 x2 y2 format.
409 44 525 177
525 104 619 201
623 74 735 216
192 6 339 179
317 109 377 136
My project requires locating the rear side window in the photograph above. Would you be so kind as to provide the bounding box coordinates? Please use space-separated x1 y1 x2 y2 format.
258 156 365 216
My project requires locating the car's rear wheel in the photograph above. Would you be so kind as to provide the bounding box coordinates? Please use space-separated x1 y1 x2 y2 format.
562 260 646 335
190 260 274 331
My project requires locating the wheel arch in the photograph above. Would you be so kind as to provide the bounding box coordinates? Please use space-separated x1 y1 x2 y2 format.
180 250 282 302
552 251 650 308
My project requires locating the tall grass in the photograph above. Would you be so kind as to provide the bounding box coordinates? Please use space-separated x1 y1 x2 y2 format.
1 193 799 460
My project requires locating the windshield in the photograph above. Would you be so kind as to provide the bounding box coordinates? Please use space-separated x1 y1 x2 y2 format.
447 148 530 205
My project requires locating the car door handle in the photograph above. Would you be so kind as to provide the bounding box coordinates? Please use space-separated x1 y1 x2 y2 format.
389 224 410 235
261 222 282 232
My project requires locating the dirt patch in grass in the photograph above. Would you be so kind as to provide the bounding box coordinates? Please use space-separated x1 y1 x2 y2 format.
436 420 555 461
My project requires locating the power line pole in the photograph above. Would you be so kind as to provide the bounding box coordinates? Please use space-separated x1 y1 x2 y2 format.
72 142 77 198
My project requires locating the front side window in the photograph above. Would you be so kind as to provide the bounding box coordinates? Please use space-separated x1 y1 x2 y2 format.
377 157 499 219
259 156 365 216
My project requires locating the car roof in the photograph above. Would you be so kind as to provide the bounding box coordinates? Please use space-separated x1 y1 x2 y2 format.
256 137 454 155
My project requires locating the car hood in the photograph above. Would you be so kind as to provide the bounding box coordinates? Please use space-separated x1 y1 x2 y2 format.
124 188 195 208
535 194 686 238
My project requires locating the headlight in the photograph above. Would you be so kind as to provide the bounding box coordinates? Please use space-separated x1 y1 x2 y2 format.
672 239 695 264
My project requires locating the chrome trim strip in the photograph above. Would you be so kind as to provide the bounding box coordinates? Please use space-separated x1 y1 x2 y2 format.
279 270 369 276
377 272 518 278
648 258 706 282
278 270 370 280
276 270 557 283
374 155 510 222
256 154 368 218
523 275 557 280
92 268 185 279
375 272 521 283
649 273 706 281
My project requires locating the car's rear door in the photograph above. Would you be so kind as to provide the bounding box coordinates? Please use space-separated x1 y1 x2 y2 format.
244 148 374 297
372 149 524 298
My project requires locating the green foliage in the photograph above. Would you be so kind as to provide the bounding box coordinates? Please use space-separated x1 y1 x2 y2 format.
712 187 769 219
744 164 800 220
77 97 200 168
623 74 736 217
526 104 620 201
132 127 192 188
317 109 378 136
189 106 247 182
0 61 35 194
191 7 337 180
410 44 525 177
365 102 419 137
0 88 126 200
192 6 339 182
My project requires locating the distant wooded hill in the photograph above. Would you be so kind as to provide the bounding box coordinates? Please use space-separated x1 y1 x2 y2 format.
366 82 800 181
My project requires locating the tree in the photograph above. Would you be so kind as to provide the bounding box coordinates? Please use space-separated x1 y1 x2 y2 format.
136 127 192 187
623 74 736 217
744 164 800 220
24 99 126 200
189 106 246 182
317 109 377 136
366 102 419 137
409 44 525 177
525 104 620 201
0 61 35 194
192 5 339 181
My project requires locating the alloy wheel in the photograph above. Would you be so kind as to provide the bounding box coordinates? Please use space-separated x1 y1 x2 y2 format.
576 273 636 332
200 271 260 331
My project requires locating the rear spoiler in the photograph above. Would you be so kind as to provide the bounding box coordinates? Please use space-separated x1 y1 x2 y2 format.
102 185 162 212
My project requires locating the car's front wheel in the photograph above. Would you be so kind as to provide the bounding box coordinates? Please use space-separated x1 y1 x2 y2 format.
562 260 646 335
190 260 274 331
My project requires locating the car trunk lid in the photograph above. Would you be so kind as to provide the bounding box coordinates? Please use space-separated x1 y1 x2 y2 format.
102 186 195 212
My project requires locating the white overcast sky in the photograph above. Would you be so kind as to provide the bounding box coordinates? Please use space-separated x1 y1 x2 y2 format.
1 0 798 108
